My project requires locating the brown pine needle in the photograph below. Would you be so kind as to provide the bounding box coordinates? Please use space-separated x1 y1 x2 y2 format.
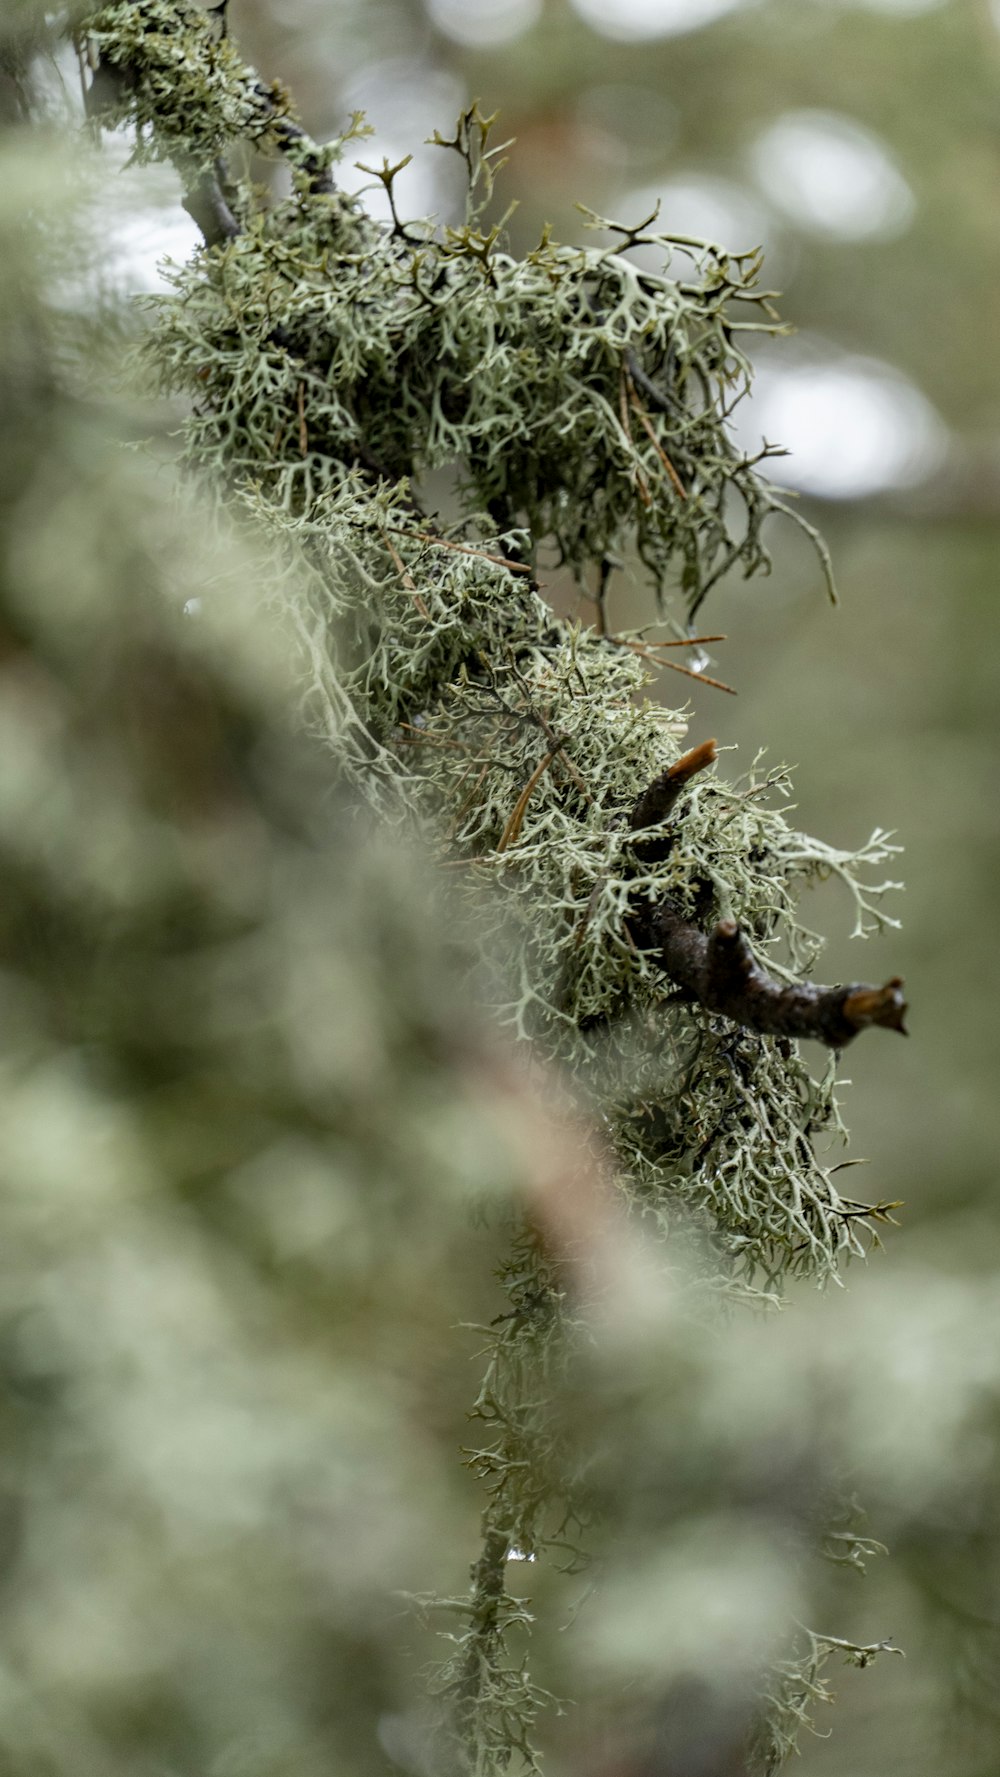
385 526 534 575
620 363 652 507
630 396 687 499
296 381 308 458
531 707 594 806
396 722 466 751
622 641 735 695
383 534 431 619
659 657 735 695
637 633 727 649
447 760 492 837
497 743 563 853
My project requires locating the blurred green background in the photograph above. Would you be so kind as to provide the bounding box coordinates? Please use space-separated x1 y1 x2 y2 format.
9 1 1000 1771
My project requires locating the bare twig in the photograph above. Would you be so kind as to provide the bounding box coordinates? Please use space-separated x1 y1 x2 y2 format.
383 525 534 575
619 641 735 695
625 349 677 417
626 744 906 1045
635 899 907 1048
629 738 719 834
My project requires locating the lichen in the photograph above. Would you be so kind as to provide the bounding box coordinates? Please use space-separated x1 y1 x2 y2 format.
79 4 904 1767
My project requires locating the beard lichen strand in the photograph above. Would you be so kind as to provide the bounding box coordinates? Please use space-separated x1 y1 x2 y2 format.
437 1228 575 1776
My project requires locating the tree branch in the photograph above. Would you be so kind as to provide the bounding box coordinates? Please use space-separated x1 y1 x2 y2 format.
181 157 238 244
627 742 906 1047
249 85 335 196
84 7 335 252
629 737 718 857
636 898 906 1047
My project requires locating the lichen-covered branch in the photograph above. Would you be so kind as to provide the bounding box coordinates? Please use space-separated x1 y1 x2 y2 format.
74 6 908 1769
85 1 336 246
637 898 906 1048
627 742 907 1047
77 0 911 1277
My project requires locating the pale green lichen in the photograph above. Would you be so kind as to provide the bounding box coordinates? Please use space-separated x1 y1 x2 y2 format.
748 1627 904 1776
80 4 904 1768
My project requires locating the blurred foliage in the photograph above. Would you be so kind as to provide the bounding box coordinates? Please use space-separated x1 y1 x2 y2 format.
2 3 1000 1777
0 105 524 1776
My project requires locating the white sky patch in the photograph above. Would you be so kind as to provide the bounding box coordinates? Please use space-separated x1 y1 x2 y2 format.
104 190 204 292
750 111 914 242
425 0 542 46
341 59 467 224
569 0 753 42
52 131 202 304
732 344 948 500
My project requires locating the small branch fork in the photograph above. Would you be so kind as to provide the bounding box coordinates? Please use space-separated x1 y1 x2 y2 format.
628 743 907 1049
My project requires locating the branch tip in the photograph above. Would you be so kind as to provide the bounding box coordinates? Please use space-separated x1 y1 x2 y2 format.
842 977 908 1037
668 736 718 784
629 736 718 836
637 899 908 1049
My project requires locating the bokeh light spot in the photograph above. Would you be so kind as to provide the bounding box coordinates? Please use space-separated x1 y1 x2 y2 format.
750 110 914 241
425 0 542 46
575 86 679 169
341 59 466 223
733 346 948 500
823 0 947 11
569 0 753 43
